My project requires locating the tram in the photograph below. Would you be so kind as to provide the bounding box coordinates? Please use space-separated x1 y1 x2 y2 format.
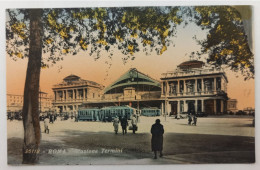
100 105 135 121
141 108 161 116
77 106 135 122
77 108 102 121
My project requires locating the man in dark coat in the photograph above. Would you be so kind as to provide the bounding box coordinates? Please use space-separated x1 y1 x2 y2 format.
121 116 128 135
151 119 164 159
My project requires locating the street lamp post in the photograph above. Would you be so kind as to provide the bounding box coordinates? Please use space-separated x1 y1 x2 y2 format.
164 82 167 121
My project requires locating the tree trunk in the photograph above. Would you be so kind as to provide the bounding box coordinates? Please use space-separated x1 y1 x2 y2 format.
22 9 43 164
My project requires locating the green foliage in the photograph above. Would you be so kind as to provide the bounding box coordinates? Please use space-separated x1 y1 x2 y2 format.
194 6 254 80
6 7 183 66
6 6 254 79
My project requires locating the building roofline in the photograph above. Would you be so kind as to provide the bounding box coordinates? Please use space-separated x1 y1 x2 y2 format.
161 72 228 82
103 68 161 94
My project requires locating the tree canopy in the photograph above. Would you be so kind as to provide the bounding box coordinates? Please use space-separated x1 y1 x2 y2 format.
6 6 254 79
194 6 254 79
6 7 183 66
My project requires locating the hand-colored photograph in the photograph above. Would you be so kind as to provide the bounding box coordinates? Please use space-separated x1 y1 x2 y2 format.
5 5 255 165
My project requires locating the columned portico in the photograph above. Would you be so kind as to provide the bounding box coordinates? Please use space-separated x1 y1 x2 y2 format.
161 60 228 116
52 74 104 115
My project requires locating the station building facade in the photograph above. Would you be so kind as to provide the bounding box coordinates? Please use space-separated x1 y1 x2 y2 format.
161 60 228 116
81 68 162 110
53 60 230 116
52 74 104 114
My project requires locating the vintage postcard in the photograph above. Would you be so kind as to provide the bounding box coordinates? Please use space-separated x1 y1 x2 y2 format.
4 2 255 167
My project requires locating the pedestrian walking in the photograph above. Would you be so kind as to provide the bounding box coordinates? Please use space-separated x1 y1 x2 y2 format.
192 115 197 126
121 116 128 135
50 114 55 123
113 116 120 134
75 113 78 122
49 114 53 123
151 119 164 159
188 114 192 125
136 111 140 123
44 117 49 134
131 115 138 134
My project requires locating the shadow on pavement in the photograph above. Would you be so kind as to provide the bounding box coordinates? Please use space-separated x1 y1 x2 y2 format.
8 131 255 165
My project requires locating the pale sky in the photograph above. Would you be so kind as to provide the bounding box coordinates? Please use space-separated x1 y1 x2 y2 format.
6 21 255 110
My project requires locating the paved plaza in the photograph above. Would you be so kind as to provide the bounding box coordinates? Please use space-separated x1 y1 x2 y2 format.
7 116 255 165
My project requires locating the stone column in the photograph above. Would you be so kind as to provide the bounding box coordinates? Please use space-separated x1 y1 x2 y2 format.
57 91 60 100
167 101 171 115
214 99 217 114
201 79 204 94
166 81 169 96
183 100 187 112
214 77 217 91
195 99 198 114
183 80 186 95
177 80 180 93
221 100 224 113
177 100 180 118
72 89 75 100
54 91 56 101
195 79 198 93
85 88 88 99
201 99 204 112
83 88 85 100
62 90 65 101
75 89 78 100
219 78 222 91
161 82 164 95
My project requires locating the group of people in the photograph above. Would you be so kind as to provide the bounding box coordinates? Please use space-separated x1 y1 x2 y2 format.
188 114 197 126
113 114 138 135
113 116 165 159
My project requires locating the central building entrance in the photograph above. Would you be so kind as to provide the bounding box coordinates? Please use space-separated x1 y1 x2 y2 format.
169 101 178 116
187 100 195 114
